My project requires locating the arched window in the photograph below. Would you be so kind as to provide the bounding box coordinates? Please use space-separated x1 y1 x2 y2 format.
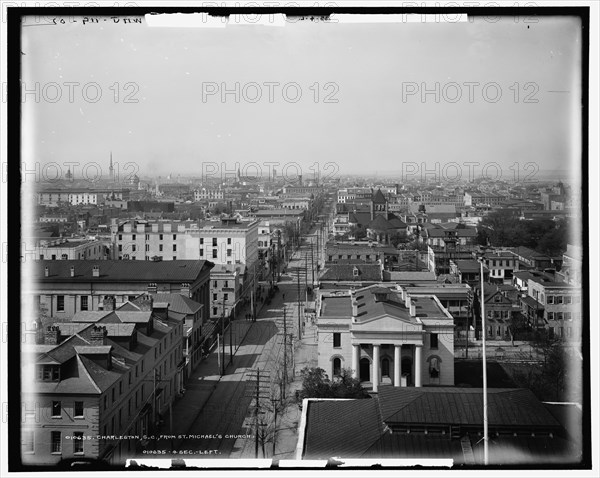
333 357 341 376
381 358 390 377
429 357 440 378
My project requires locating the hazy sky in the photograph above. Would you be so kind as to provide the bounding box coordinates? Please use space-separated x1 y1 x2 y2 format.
22 13 582 180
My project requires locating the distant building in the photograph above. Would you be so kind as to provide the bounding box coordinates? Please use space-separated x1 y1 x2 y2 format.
34 238 108 261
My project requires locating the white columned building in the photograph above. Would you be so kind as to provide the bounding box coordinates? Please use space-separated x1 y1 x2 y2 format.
317 285 455 391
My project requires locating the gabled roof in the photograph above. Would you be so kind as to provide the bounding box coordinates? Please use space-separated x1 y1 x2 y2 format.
155 293 203 315
303 399 384 459
378 386 562 429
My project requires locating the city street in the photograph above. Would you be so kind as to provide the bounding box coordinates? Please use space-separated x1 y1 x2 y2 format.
143 231 320 460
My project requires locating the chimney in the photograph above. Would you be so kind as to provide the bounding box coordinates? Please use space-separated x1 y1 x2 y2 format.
405 294 411 310
92 265 100 277
70 266 75 277
45 325 60 345
90 325 107 346
138 294 154 312
44 266 49 277
102 295 116 311
410 303 416 317
180 282 191 297
351 299 358 318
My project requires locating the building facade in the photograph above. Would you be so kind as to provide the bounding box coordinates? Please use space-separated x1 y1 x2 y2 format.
317 285 455 392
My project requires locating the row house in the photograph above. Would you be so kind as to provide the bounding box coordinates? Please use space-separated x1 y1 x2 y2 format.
522 276 582 342
22 298 184 465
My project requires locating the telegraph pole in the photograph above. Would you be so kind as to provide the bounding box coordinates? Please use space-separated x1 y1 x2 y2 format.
221 298 226 376
283 307 287 397
229 310 233 366
246 369 270 459
297 265 302 339
311 241 315 287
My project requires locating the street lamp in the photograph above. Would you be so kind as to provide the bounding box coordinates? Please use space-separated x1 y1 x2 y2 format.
477 254 489 465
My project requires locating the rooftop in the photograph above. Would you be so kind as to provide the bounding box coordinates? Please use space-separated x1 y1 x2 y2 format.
37 260 213 282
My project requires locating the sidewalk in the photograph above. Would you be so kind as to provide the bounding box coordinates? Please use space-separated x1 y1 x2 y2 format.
150 318 256 453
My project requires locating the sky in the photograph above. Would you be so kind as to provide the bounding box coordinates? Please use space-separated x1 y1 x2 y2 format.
21 13 583 181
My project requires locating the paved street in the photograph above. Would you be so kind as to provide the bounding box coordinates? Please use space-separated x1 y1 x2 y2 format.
138 231 320 460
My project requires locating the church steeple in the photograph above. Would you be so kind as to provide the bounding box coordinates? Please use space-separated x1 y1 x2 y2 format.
109 152 114 182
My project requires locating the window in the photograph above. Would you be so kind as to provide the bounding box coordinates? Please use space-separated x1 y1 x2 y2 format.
212 238 218 246
565 312 572 321
212 250 218 258
567 327 572 338
200 238 204 244
132 234 136 240
227 238 232 245
145 234 150 240
213 307 218 316
556 296 563 304
118 244 123 252
382 357 390 377
80 296 88 311
200 248 204 256
73 432 84 454
227 249 232 257
159 234 163 240
173 234 177 240
547 296 554 305
565 296 572 304
118 234 122 241
333 358 341 376
51 431 61 453
52 401 61 417
224 293 229 301
430 333 439 349
74 401 84 417
173 256 177 260
172 244 177 252
548 312 555 320
145 244 150 252
333 333 341 348
22 430 34 453
112 388 115 403
57 296 65 312
213 293 217 301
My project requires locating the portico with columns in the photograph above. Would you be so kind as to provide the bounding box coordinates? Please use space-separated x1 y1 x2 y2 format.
350 318 426 392
317 285 455 392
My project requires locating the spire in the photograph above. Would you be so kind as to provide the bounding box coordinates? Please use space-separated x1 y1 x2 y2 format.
109 152 114 182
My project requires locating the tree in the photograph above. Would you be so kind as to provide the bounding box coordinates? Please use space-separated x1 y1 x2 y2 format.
297 367 369 402
389 230 408 248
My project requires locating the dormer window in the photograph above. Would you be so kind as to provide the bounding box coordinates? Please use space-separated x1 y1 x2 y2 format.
353 267 359 277
37 365 60 381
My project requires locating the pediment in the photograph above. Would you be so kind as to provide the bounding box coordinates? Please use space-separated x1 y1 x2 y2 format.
351 314 423 333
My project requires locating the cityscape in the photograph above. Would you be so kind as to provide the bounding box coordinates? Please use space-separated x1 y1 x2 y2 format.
8 5 592 475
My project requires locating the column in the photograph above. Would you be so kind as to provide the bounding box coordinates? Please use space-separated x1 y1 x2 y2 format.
414 344 422 387
394 345 401 387
373 344 380 393
352 344 360 379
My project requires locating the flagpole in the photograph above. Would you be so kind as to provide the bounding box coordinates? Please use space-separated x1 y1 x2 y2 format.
479 257 489 465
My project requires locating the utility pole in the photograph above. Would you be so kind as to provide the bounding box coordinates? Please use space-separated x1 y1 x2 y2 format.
282 307 287 398
221 298 226 376
297 265 302 339
246 369 270 459
311 241 315 287
229 310 233 366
